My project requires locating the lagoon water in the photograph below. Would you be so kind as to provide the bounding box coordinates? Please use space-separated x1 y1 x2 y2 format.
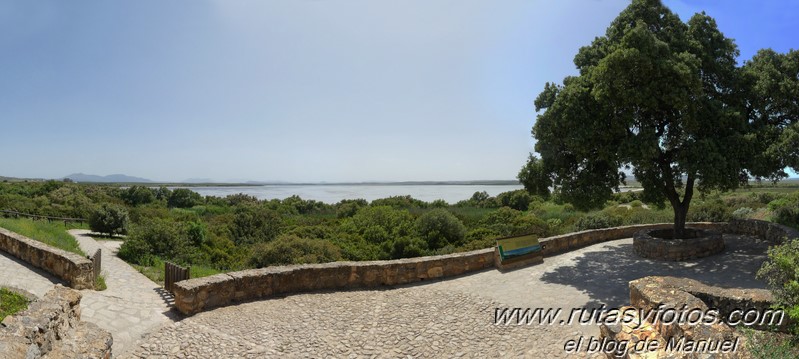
175 184 525 204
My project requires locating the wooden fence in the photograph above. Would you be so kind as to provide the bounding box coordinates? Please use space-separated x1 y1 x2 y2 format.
165 261 190 294
0 209 86 226
90 248 102 281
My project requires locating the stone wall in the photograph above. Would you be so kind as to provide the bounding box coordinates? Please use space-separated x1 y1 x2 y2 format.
538 222 724 256
633 228 725 261
174 248 495 315
725 219 799 244
0 228 95 290
600 276 791 358
172 220 792 316
0 285 112 359
173 222 725 315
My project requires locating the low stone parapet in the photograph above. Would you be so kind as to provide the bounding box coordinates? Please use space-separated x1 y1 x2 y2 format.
538 222 724 256
173 248 495 315
725 219 799 244
0 285 112 359
0 228 95 290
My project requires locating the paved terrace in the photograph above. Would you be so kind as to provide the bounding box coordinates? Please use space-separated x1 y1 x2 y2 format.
128 234 769 358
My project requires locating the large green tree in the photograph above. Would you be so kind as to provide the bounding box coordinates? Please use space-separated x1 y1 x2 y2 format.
521 0 798 238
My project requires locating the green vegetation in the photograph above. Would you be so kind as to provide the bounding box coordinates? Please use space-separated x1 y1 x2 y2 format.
739 328 799 359
521 0 799 238
757 238 799 336
95 274 107 291
1 180 797 282
0 288 29 321
88 204 129 237
0 217 85 256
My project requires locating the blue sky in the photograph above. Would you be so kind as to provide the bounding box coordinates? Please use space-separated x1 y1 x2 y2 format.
1 1 796 182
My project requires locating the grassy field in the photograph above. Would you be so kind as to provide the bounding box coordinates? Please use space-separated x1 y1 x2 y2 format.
0 288 29 321
0 218 85 256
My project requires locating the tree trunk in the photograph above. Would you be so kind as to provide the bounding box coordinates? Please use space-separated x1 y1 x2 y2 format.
673 202 688 239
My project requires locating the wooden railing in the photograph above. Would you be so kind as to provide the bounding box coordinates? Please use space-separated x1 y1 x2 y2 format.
165 261 190 294
0 209 86 226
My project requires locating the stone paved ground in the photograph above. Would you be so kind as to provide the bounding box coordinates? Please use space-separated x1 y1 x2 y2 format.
70 230 177 356
129 234 770 358
0 250 62 297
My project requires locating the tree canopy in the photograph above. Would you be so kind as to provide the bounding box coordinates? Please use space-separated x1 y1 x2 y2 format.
521 0 798 237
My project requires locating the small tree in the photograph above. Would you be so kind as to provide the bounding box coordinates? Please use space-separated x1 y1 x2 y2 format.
522 0 798 238
89 204 129 237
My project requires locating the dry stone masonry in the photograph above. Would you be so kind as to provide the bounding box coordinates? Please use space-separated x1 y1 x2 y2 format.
0 285 112 359
0 228 95 290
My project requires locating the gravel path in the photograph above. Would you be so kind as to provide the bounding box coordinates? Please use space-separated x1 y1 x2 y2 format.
128 234 769 358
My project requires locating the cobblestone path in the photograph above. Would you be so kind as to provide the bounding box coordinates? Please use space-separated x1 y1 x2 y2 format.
128 234 769 358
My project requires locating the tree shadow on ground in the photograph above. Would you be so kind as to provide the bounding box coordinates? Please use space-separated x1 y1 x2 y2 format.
539 235 770 308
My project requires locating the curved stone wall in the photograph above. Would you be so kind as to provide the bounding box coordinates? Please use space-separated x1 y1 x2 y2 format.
0 228 95 290
537 222 724 256
633 228 725 261
173 222 725 315
725 219 799 244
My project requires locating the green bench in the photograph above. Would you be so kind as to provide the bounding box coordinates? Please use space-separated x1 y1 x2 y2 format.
495 233 544 270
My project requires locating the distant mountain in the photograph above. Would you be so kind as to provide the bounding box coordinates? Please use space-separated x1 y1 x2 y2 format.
65 173 152 183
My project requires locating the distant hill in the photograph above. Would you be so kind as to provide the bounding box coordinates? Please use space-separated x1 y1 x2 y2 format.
65 173 152 183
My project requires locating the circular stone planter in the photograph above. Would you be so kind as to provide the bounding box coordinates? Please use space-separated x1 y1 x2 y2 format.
633 228 724 261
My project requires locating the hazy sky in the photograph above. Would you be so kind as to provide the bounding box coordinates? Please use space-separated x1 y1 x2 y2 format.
1 1 797 182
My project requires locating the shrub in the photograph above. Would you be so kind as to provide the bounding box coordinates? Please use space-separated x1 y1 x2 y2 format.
415 209 466 249
336 199 368 218
247 234 342 268
123 218 199 265
230 205 283 245
88 204 129 236
117 237 154 266
121 185 156 206
629 200 643 208
769 192 799 228
757 238 799 335
731 207 755 219
497 190 534 211
384 236 428 259
687 200 732 222
167 188 202 208
342 206 414 243
575 213 623 231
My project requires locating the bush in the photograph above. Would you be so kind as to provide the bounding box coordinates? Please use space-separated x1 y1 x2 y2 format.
384 236 428 259
117 237 154 266
88 204 129 236
168 188 202 208
687 200 732 222
247 234 342 268
497 190 534 211
629 200 643 208
731 207 755 219
415 209 466 249
575 213 623 231
121 185 156 206
124 218 199 265
769 193 799 228
757 238 799 335
342 206 414 243
230 205 283 245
